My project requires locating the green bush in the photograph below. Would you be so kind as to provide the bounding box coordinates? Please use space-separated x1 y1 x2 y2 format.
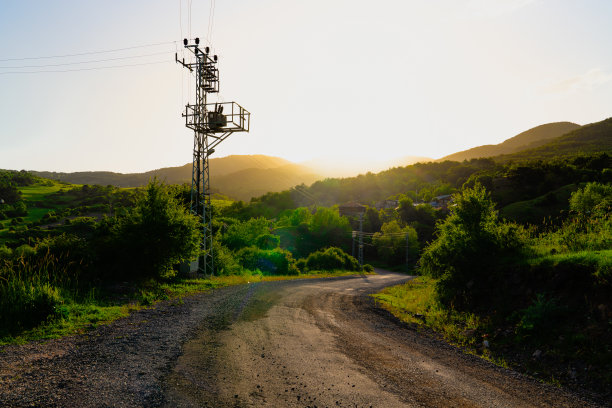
97 180 201 280
372 220 419 265
237 246 299 275
305 247 360 272
295 258 307 273
6 200 27 217
14 244 36 259
212 239 242 276
419 184 527 310
515 294 566 340
569 182 612 217
0 245 12 260
362 263 374 273
222 217 271 251
255 233 280 250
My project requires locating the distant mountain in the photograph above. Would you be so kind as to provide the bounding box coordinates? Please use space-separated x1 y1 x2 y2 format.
215 164 321 200
496 117 612 162
439 122 581 162
33 155 321 201
303 156 432 178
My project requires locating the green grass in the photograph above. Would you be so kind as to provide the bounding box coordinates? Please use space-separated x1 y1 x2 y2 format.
19 183 64 201
500 184 580 225
211 198 234 210
372 276 487 348
0 269 373 346
2 302 134 345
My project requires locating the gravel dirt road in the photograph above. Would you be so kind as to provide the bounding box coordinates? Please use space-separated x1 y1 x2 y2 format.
0 270 605 407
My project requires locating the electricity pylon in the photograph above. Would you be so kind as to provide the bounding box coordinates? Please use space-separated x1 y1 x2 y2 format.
177 38 250 275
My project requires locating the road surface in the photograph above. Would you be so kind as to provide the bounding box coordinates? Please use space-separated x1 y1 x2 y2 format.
0 271 602 407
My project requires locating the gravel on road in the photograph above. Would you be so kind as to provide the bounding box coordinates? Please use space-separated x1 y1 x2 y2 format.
0 271 606 407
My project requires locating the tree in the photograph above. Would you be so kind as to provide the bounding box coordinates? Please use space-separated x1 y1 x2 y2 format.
372 221 418 265
419 183 526 310
0 182 21 205
99 180 201 280
569 182 612 217
222 217 271 251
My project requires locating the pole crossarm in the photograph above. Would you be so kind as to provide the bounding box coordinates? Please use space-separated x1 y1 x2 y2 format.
176 37 249 276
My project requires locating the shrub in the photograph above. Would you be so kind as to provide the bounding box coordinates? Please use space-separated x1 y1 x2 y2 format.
372 221 419 265
0 245 12 259
97 180 201 280
255 233 280 250
6 200 27 217
305 247 360 272
237 246 299 275
419 184 527 310
515 294 566 340
362 263 374 273
222 217 271 251
14 244 36 259
213 239 242 276
295 258 307 272
569 182 612 217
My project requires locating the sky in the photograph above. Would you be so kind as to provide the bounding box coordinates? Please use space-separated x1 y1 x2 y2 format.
1 0 612 173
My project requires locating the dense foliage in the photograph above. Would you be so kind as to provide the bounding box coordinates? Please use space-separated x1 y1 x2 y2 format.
420 184 527 309
304 247 360 272
96 180 202 280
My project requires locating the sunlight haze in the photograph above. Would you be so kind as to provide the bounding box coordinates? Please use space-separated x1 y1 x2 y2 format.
1 0 611 173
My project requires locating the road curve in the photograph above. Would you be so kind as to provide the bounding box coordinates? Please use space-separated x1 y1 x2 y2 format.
0 271 602 407
163 271 598 408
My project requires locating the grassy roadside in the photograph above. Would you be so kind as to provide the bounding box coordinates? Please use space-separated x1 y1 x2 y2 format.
0 270 372 346
372 276 492 352
372 274 611 394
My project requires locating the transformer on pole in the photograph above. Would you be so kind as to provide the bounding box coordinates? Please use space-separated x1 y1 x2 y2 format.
177 38 250 276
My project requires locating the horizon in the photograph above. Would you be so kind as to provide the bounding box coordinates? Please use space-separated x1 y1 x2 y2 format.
1 1 611 173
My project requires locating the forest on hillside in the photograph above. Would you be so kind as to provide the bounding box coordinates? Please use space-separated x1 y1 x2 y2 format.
1 150 610 394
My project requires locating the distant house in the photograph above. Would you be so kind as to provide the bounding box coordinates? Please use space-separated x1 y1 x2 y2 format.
375 199 399 210
339 202 367 217
428 194 453 210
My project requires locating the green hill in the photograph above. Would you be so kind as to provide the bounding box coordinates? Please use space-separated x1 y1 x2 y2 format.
32 155 320 201
440 122 580 162
496 117 612 162
215 164 321 200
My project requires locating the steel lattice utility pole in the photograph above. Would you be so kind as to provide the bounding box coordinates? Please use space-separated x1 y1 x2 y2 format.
177 38 250 276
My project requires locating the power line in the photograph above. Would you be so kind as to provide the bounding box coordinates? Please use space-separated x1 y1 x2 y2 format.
207 0 216 43
0 60 171 75
0 51 170 69
0 41 176 62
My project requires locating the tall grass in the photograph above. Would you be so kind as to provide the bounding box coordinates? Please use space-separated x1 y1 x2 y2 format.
0 252 75 334
372 277 486 348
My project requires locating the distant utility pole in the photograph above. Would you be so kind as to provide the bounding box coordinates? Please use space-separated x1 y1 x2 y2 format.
176 38 250 275
339 202 366 267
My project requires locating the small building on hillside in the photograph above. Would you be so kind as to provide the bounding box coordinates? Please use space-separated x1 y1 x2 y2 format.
339 202 367 217
375 199 399 210
428 194 453 210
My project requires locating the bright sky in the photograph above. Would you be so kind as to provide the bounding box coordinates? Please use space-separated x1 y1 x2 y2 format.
1 0 612 173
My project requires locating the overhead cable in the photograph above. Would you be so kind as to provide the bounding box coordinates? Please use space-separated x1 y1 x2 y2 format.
0 51 170 69
0 41 176 62
0 60 171 75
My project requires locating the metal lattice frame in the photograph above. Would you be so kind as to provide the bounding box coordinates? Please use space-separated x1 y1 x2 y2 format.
177 39 250 275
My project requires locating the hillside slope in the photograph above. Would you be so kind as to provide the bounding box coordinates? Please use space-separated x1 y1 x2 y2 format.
32 155 320 201
214 164 322 200
497 117 612 162
440 122 580 162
